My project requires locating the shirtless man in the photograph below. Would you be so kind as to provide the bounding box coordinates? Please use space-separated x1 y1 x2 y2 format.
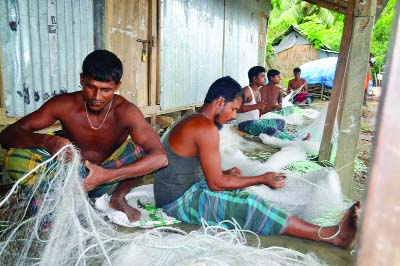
288 67 313 104
0 50 167 222
260 69 283 114
154 76 359 249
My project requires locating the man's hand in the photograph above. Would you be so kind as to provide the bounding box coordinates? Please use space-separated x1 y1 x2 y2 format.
262 172 286 189
83 160 111 191
45 136 72 159
223 167 243 176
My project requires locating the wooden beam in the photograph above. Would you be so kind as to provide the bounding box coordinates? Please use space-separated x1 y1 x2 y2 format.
335 0 376 197
0 51 4 108
140 105 161 117
318 0 355 161
258 12 269 67
356 1 400 264
303 0 347 14
0 108 19 126
156 0 161 105
156 115 174 128
148 0 158 106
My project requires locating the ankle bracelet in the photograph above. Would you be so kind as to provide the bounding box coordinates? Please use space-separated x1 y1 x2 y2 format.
318 224 341 240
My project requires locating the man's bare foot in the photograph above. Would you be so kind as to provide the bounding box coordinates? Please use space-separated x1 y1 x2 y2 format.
109 195 141 222
320 201 360 249
302 133 311 141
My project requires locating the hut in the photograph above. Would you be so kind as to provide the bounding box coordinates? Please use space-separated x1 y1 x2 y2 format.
267 25 338 79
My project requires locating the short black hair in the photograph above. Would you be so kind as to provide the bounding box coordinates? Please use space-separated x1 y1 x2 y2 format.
204 76 243 104
82 50 123 84
293 67 301 73
248 66 266 84
267 69 280 81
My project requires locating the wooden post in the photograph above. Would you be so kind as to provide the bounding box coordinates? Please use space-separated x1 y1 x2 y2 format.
148 0 158 106
335 0 376 197
356 1 400 264
318 0 355 161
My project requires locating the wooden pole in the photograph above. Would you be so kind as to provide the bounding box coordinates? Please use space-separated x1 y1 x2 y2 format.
356 1 400 264
318 0 355 161
335 0 376 197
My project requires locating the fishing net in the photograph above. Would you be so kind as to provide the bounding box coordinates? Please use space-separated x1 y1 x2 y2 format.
0 145 326 265
219 122 351 226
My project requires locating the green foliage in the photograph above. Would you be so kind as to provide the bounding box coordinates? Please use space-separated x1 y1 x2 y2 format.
371 0 396 74
267 0 343 62
267 0 395 74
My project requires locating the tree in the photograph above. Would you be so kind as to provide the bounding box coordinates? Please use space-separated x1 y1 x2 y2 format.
267 0 395 76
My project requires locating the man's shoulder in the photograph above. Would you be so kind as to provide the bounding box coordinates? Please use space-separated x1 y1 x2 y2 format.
178 114 216 133
45 92 80 107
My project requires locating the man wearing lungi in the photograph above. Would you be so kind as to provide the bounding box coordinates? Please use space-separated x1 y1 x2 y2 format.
154 76 358 248
0 50 167 222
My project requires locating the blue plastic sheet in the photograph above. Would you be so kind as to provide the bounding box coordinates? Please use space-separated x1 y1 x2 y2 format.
300 57 338 88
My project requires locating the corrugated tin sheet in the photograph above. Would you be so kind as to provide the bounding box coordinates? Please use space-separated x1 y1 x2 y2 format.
159 0 225 110
159 0 268 110
0 0 94 117
223 0 268 87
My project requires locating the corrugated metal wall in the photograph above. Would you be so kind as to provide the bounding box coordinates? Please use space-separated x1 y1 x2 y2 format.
159 0 268 110
223 0 267 86
0 0 94 117
159 0 225 110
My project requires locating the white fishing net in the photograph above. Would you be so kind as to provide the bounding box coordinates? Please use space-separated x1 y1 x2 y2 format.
219 118 350 226
0 145 326 265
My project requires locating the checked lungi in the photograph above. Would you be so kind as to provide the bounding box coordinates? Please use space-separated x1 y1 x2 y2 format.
4 139 144 211
163 181 290 235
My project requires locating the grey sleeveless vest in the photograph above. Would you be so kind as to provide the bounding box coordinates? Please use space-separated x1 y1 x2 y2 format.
153 113 204 207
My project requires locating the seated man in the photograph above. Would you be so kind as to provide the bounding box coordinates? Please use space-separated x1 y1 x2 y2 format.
154 76 358 249
287 67 314 105
237 67 297 140
0 50 167 222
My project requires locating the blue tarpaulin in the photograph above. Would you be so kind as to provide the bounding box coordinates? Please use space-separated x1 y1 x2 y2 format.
300 57 338 88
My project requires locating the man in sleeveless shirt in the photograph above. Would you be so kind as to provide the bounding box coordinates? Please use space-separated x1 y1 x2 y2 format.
236 67 295 140
153 76 359 248
0 50 167 222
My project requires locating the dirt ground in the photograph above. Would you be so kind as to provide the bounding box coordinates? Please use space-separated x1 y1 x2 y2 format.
353 89 381 200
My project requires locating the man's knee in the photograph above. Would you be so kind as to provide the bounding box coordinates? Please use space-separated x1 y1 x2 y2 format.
4 148 48 182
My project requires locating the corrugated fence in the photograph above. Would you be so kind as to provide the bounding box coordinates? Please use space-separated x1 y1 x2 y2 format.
0 0 94 117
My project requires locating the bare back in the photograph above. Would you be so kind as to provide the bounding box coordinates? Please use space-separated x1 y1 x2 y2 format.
260 83 282 107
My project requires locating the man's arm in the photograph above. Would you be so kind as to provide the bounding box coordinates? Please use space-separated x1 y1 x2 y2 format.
83 103 167 190
196 122 284 191
303 79 308 93
0 96 71 154
287 80 294 93
278 88 283 109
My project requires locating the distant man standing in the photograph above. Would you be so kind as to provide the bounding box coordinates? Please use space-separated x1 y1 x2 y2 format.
0 50 167 222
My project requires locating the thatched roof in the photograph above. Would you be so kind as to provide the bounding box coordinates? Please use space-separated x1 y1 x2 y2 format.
271 25 338 53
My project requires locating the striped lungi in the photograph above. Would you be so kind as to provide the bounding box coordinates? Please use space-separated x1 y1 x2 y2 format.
163 181 290 235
